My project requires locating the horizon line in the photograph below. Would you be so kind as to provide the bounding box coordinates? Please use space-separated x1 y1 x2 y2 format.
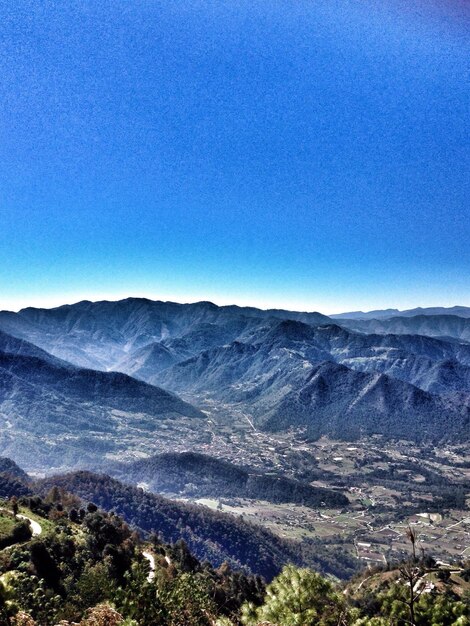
1 294 468 318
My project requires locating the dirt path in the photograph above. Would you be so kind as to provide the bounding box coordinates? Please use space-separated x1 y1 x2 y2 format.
17 513 42 536
142 550 156 582
0 508 42 537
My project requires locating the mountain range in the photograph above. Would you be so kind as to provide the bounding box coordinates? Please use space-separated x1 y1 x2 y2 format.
0 329 203 470
331 305 470 320
0 298 469 474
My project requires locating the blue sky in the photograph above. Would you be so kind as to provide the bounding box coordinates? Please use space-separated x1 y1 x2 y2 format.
0 0 468 313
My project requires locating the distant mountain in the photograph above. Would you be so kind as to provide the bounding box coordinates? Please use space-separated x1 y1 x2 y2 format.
331 309 400 320
115 318 263 380
112 451 348 508
155 320 470 442
0 328 67 364
339 315 470 342
310 324 470 395
0 298 331 371
2 299 470 450
0 331 204 471
332 306 470 320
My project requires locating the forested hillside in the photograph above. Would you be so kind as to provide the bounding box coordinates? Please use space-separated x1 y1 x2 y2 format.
0 469 467 626
39 471 354 580
112 452 348 508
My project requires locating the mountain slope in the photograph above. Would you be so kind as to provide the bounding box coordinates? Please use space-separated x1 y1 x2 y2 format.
0 332 204 471
2 301 470 448
39 471 355 579
0 298 331 371
155 322 470 442
262 361 469 442
332 305 470 320
338 315 470 342
112 451 348 508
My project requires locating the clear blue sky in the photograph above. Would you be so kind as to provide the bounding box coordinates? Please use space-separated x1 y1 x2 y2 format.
0 0 469 313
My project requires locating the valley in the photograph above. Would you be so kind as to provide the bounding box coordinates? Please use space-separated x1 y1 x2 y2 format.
0 298 468 581
108 393 469 575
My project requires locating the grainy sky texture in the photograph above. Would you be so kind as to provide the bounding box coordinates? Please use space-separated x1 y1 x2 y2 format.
0 0 468 313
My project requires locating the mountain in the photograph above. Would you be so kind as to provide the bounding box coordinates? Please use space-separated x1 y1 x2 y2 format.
0 331 204 471
2 299 470 451
111 451 348 508
332 306 470 320
0 298 331 371
339 315 470 342
308 324 470 395
261 361 469 442
0 328 67 364
154 320 470 442
331 308 400 320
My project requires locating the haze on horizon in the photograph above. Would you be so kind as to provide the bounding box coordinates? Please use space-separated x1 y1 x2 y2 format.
1 1 469 314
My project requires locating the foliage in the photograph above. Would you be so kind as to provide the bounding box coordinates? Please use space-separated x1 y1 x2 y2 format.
241 564 352 626
0 477 468 626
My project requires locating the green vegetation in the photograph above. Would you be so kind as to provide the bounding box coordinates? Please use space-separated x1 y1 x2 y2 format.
0 481 466 626
39 471 356 580
114 452 348 508
0 512 17 540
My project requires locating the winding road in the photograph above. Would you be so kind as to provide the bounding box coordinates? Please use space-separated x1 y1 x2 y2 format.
0 508 42 538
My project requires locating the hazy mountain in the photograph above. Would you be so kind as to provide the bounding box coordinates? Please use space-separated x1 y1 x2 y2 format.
0 298 331 371
112 451 348 508
331 309 400 320
310 324 470 395
332 306 470 320
155 319 470 397
339 315 470 342
154 321 470 442
399 306 470 318
115 319 265 380
0 332 204 471
0 328 67 364
2 300 470 450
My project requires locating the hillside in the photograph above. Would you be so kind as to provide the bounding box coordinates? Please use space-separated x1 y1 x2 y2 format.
340 314 470 342
0 298 330 371
38 471 355 580
112 451 349 508
262 361 470 441
155 323 470 442
0 469 467 626
0 332 204 471
332 305 470 320
1 300 470 447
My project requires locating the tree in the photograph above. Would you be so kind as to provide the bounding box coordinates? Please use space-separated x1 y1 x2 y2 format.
10 496 18 518
405 526 417 562
241 565 350 626
0 579 17 625
161 572 217 626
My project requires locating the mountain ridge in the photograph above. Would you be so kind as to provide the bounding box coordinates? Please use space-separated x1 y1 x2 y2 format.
331 305 470 320
0 330 205 471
